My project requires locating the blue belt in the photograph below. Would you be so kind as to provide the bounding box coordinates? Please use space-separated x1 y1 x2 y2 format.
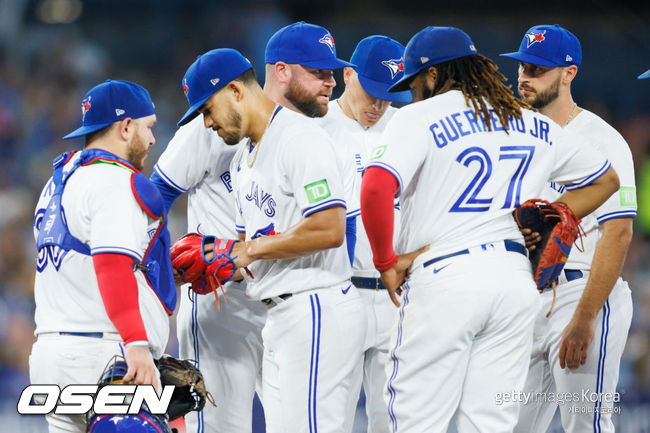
564 269 583 282
351 277 385 290
59 332 104 338
423 240 527 268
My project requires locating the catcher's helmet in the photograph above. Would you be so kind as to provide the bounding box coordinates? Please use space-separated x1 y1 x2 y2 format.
87 356 174 433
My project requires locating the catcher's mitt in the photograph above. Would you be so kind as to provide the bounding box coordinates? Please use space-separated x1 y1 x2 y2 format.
513 199 580 291
156 355 216 421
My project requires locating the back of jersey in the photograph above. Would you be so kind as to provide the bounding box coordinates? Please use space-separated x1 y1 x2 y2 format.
369 90 609 258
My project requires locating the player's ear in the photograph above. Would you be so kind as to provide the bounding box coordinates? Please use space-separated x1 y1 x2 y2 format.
426 66 438 86
563 65 578 85
117 117 133 141
342 67 354 85
274 62 291 85
228 81 245 102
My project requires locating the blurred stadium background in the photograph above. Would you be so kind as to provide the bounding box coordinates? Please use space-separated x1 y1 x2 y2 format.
0 0 648 431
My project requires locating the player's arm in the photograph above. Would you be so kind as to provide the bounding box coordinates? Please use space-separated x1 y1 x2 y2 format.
232 206 346 267
555 166 619 219
93 253 158 390
559 217 633 369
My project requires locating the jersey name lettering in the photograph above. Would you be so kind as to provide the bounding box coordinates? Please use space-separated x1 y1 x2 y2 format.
429 110 551 148
220 171 232 193
245 180 276 217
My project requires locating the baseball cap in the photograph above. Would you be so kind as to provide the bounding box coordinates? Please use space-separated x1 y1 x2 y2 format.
63 80 155 140
350 35 412 103
638 70 650 79
500 24 582 67
265 21 354 70
178 48 254 126
389 26 478 92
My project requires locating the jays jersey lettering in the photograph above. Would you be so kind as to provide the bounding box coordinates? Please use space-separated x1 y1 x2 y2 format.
320 100 400 278
369 90 611 259
231 107 351 300
542 108 637 268
33 152 169 358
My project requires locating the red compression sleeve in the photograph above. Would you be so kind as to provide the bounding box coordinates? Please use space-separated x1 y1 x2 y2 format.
361 166 399 271
93 253 148 345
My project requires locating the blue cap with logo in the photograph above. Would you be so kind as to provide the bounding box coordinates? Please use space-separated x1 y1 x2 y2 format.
350 35 412 103
63 80 155 140
389 26 478 92
638 70 650 80
500 24 582 67
265 21 354 70
178 48 254 126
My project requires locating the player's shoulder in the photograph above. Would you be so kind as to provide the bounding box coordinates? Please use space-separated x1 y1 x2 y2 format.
570 109 629 149
276 107 330 139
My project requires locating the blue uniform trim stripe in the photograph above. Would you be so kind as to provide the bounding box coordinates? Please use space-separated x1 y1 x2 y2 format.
190 290 204 433
387 282 411 433
596 210 637 224
308 294 322 433
91 246 142 262
153 164 187 193
303 199 346 217
593 300 610 432
366 162 404 197
565 161 611 191
346 208 361 218
235 225 246 233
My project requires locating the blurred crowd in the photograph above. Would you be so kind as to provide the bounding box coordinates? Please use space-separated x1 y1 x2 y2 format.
0 0 648 429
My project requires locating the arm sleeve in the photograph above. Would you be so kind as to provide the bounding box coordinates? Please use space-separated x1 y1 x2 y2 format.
346 215 357 266
365 108 429 197
361 166 399 271
93 253 148 346
549 128 611 189
150 171 183 212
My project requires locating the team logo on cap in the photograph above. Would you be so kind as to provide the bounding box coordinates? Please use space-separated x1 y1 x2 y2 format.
183 79 189 96
381 59 404 79
81 96 91 120
525 30 546 48
319 34 335 53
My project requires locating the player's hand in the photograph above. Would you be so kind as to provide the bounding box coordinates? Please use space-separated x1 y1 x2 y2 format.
380 246 429 308
172 268 184 286
123 345 159 392
519 227 542 251
558 311 596 369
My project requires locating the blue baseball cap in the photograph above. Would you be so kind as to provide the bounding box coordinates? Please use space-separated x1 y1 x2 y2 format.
178 48 254 126
265 21 354 70
500 24 582 67
638 70 650 79
389 26 478 92
63 80 155 140
350 35 412 103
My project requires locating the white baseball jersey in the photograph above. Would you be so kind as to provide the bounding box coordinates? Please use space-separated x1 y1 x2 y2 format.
154 115 239 236
369 90 611 260
231 106 351 300
154 115 266 433
33 153 169 358
542 108 637 269
319 100 400 278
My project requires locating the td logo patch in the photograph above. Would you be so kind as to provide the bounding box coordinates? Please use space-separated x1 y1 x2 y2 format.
619 186 636 207
369 144 387 160
304 179 331 204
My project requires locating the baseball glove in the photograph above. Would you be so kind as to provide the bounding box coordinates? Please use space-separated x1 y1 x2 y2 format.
513 199 580 291
170 232 206 286
156 354 216 421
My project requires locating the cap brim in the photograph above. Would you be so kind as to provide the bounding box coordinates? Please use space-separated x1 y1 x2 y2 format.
499 51 561 67
177 93 213 127
62 121 115 140
388 68 421 93
638 70 650 80
358 74 412 103
300 58 356 70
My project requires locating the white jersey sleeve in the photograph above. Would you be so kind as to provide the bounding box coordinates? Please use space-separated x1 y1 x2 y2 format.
278 129 346 216
367 108 430 197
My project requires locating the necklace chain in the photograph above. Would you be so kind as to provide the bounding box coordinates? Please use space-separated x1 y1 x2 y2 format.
247 104 279 168
564 103 578 127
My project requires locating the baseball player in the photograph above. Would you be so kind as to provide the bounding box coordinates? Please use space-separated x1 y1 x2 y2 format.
500 24 636 433
317 35 411 433
360 26 620 433
177 42 365 433
30 80 175 432
151 68 267 433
